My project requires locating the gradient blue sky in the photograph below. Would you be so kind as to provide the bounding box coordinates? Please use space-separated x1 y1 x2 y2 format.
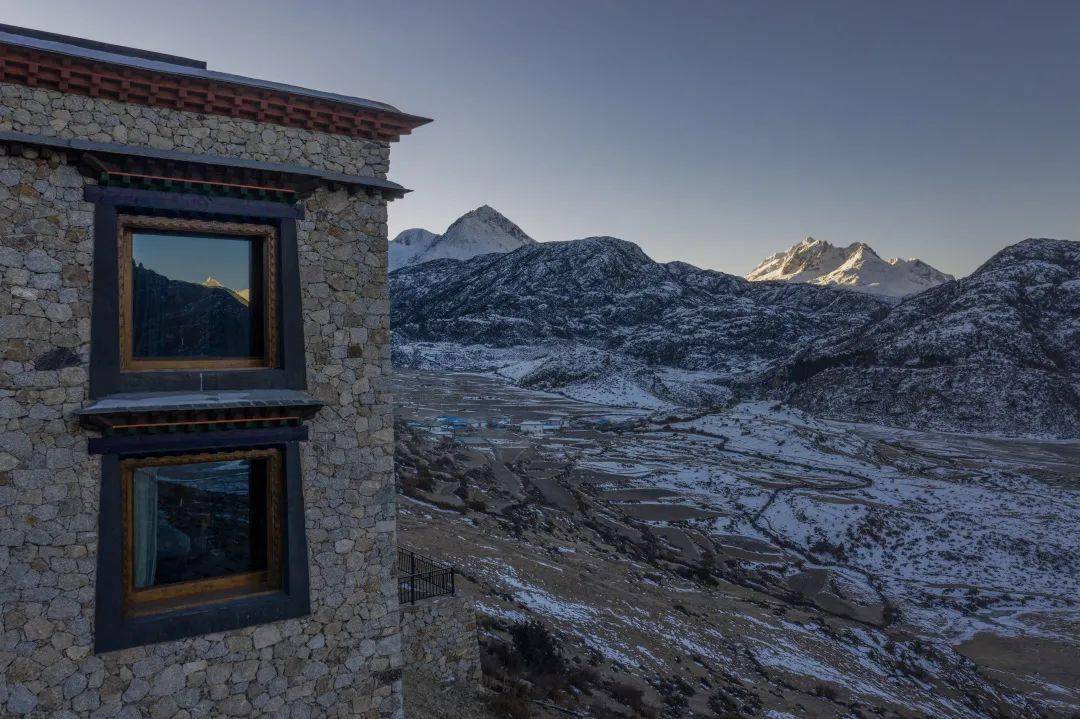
133 234 252 291
6 1 1078 276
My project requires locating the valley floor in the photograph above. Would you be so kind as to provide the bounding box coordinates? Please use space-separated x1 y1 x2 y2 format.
394 369 1079 718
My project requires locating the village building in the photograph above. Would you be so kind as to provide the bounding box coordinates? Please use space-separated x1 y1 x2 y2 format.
0 25 431 717
519 420 546 436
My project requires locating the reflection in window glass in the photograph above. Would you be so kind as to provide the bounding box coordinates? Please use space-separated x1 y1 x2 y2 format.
131 233 262 359
131 459 267 588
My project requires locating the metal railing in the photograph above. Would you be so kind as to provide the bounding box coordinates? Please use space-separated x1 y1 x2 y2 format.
398 547 455 605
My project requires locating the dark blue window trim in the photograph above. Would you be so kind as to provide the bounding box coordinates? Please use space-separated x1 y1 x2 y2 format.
87 186 308 398
93 434 311 654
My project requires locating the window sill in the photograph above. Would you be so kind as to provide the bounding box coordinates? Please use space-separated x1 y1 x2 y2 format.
77 389 324 432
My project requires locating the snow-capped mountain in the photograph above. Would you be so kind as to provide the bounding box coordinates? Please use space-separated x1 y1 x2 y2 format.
388 205 535 270
388 228 438 271
391 233 1078 436
778 238 1080 437
747 237 954 298
201 276 249 304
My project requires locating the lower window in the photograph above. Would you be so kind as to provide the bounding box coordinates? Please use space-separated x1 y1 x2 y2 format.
121 449 283 616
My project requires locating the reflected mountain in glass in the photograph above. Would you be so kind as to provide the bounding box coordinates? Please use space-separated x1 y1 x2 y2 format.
130 233 262 359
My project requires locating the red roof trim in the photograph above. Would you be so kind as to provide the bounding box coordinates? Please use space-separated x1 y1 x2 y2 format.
0 43 431 142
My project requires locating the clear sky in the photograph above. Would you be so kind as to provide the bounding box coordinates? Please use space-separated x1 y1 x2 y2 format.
133 234 252 292
5 0 1078 277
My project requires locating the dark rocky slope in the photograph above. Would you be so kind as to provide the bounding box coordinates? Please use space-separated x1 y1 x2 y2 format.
391 237 888 376
132 264 253 357
777 238 1080 437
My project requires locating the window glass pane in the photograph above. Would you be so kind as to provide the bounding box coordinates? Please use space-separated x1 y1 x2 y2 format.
131 232 262 359
131 459 266 589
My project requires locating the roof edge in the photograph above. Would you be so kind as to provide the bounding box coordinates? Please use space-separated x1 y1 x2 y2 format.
0 23 207 69
0 27 432 141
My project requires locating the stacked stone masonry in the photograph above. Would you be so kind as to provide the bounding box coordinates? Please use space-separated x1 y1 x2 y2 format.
0 79 401 717
400 596 481 687
0 83 391 178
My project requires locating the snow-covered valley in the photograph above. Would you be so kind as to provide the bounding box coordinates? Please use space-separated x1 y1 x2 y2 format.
394 370 1080 718
389 213 1078 716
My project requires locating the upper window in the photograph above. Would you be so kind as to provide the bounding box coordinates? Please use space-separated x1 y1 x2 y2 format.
118 215 278 371
121 448 283 616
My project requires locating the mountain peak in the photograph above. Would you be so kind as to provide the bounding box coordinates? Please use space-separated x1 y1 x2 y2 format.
462 204 499 218
389 205 536 271
442 205 533 245
844 242 882 261
748 238 952 298
783 236 1079 437
392 228 437 248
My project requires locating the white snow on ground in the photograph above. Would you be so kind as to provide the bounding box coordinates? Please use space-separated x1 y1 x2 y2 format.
560 400 1080 649
397 368 1080 715
476 559 596 622
393 341 733 410
554 374 673 410
475 602 529 624
753 637 897 701
582 635 639 667
392 342 551 378
752 635 977 718
467 532 1005 716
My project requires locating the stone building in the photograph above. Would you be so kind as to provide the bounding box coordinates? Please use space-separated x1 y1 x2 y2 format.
0 25 429 717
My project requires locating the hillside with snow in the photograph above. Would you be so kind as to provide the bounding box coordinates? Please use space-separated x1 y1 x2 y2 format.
388 222 1079 715
390 235 889 412
391 229 1079 436
388 205 535 270
748 237 954 298
390 236 888 403
777 238 1080 437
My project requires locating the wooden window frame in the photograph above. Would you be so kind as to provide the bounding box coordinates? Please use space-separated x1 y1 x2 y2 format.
117 214 279 372
119 448 284 617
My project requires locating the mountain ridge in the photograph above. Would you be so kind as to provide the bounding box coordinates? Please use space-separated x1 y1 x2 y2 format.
391 233 1078 437
747 236 954 297
391 235 890 410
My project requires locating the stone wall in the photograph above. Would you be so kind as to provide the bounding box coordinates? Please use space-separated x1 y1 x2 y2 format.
0 84 401 717
0 82 391 178
400 596 481 687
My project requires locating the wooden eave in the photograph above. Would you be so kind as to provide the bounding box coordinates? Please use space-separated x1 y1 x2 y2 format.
0 131 411 200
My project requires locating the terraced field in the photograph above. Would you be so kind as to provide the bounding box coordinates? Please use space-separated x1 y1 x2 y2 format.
395 369 1080 718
